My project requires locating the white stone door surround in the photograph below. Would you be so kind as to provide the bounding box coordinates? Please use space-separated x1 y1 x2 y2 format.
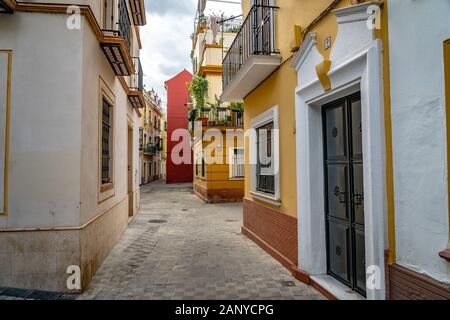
291 2 387 300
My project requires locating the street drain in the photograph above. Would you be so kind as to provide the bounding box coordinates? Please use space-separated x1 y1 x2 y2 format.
226 219 237 222
280 281 296 287
148 219 167 224
181 209 188 212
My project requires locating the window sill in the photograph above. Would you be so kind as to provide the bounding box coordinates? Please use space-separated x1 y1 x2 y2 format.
439 249 450 262
100 183 114 193
230 177 244 181
250 191 281 207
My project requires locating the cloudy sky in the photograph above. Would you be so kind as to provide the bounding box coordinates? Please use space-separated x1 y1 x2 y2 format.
141 0 242 109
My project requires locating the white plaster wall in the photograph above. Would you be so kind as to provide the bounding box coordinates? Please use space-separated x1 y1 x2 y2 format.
0 12 83 229
24 0 103 24
0 53 8 213
79 15 140 224
388 0 450 283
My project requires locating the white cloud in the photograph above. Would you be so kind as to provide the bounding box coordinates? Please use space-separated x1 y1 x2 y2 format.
139 0 242 110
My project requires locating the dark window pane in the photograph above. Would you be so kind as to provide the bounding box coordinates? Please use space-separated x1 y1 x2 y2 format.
351 98 363 158
201 157 205 177
325 105 346 160
327 164 348 220
102 99 112 184
328 222 351 283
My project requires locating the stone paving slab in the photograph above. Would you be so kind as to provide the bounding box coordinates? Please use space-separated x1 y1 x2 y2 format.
78 181 324 300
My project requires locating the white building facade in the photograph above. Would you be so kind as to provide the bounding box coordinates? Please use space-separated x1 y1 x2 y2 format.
387 0 450 296
0 0 146 292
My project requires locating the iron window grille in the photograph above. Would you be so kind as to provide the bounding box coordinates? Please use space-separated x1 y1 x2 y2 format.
196 160 199 176
102 99 113 185
201 156 206 177
231 148 245 179
256 121 275 194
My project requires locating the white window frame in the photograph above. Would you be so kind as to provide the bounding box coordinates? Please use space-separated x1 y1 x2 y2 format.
98 77 116 203
249 105 280 206
229 147 245 180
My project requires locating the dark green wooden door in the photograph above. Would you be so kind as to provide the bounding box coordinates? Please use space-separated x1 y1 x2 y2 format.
323 93 366 296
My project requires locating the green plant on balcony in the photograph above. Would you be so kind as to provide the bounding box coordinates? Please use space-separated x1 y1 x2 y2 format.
207 95 224 126
229 102 244 113
188 76 209 125
144 144 157 155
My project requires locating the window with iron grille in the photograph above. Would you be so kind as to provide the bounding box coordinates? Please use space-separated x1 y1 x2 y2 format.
230 148 245 179
256 121 275 194
101 98 113 185
201 155 206 177
139 129 143 149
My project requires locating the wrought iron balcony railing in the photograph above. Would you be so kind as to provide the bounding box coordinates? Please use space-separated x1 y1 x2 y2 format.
222 3 279 91
102 0 131 51
0 0 14 13
100 0 132 76
190 107 244 130
144 144 157 155
128 56 145 109
130 57 144 92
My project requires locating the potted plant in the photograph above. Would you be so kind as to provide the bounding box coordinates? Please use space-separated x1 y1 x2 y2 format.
207 95 223 126
198 16 207 32
187 76 209 126
199 107 210 126
229 102 244 126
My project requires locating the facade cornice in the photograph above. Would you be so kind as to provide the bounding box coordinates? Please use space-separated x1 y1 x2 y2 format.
199 65 222 77
291 32 317 71
333 1 381 24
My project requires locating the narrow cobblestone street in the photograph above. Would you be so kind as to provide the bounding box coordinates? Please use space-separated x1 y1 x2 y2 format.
79 181 324 300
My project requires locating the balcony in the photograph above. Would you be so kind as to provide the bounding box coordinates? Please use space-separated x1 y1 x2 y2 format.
0 0 14 12
190 107 244 132
128 57 145 109
144 144 157 156
222 4 281 101
100 0 134 76
128 0 146 26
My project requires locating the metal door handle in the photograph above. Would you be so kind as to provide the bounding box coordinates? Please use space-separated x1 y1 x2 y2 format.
352 192 364 206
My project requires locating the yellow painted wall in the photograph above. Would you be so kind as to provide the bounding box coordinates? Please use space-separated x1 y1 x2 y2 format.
194 130 244 191
192 18 243 195
205 73 223 104
243 62 298 216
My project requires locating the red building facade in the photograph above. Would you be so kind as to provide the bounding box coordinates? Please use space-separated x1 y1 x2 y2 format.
165 69 193 184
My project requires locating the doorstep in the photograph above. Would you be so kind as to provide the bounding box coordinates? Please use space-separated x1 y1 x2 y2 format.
310 275 366 301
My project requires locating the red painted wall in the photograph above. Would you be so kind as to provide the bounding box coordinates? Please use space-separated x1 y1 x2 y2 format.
165 69 193 184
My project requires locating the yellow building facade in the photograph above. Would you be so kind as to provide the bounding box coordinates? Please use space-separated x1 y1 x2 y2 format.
223 0 450 300
140 89 164 185
190 3 245 203
222 0 393 298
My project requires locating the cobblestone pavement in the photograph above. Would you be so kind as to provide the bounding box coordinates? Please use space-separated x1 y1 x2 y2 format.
78 181 324 300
